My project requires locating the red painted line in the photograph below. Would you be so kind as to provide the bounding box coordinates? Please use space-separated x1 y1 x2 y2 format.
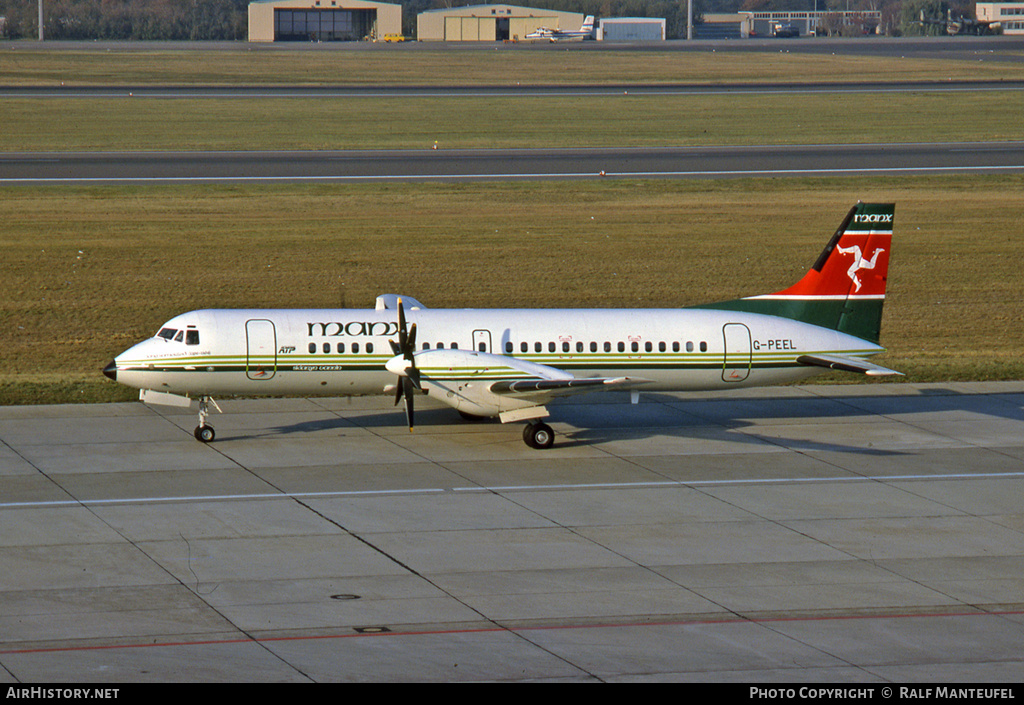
4 607 1024 656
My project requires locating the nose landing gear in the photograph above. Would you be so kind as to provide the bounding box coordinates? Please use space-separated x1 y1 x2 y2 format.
193 396 220 443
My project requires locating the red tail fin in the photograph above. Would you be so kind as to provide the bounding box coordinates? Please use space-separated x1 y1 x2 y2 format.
771 202 893 300
704 202 895 343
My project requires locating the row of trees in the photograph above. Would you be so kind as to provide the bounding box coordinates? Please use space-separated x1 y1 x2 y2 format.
1 0 249 39
0 0 985 40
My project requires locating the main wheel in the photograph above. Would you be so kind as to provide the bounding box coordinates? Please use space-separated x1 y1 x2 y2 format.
523 422 554 449
194 424 216 443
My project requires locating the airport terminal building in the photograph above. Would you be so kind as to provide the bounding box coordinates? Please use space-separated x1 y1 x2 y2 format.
976 2 1024 33
248 0 401 41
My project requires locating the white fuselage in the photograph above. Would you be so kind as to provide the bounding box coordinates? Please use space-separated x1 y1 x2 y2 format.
111 306 883 400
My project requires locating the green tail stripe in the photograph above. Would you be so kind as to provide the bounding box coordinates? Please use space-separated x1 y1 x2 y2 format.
699 298 885 344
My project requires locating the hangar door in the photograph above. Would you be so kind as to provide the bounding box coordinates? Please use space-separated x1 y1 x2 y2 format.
275 9 375 41
511 16 559 39
444 17 496 40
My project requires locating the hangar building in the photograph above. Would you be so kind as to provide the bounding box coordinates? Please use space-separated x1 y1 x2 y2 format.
598 17 665 41
417 4 585 41
248 0 402 42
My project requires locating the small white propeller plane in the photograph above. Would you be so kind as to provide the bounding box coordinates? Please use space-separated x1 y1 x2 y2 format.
104 202 900 449
525 15 596 41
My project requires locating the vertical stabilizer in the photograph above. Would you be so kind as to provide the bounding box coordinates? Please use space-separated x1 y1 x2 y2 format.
703 202 894 343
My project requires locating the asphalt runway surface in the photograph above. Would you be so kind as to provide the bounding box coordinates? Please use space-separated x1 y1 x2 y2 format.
2 382 1024 682
3 79 1023 98
4 142 1024 183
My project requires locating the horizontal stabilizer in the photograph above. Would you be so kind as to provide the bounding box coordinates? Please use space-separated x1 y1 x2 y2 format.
797 354 903 377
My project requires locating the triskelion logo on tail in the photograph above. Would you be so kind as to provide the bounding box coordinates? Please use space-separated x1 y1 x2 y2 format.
837 244 885 293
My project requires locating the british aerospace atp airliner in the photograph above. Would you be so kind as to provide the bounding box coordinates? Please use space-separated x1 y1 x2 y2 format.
104 202 899 449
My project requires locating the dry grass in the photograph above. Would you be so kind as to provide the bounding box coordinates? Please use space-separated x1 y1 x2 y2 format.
2 46 1022 86
2 90 1023 152
3 45 1022 403
2 176 1022 404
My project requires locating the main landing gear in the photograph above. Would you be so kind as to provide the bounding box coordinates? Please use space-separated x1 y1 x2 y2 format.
193 396 219 443
523 421 555 449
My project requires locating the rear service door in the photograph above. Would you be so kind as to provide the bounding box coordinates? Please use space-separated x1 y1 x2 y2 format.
722 323 752 383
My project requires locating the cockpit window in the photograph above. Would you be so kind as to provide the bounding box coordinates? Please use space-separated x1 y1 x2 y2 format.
156 327 200 345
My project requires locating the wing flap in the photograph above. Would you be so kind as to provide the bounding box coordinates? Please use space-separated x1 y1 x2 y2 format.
797 354 903 377
490 376 651 396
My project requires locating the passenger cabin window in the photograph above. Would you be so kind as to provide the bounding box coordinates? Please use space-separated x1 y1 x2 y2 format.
506 342 514 353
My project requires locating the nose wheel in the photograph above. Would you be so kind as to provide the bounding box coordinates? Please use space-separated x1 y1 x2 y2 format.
523 421 555 449
192 396 219 443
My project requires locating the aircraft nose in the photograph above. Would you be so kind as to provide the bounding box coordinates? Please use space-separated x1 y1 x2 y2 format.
103 360 117 381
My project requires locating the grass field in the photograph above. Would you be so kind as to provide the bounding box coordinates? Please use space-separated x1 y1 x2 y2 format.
2 45 1023 404
2 176 1022 404
2 45 1023 86
4 90 1024 151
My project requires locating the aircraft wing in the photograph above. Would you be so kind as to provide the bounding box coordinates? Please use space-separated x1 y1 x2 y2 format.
391 348 652 420
490 375 652 399
797 354 903 377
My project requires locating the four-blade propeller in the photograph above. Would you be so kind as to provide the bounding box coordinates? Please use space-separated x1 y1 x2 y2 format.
386 298 421 431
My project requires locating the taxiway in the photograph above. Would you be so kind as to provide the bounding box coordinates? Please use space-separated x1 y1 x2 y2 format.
2 382 1024 681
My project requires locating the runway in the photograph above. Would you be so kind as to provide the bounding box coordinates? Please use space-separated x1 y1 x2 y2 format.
3 79 1023 98
4 142 1024 183
2 382 1024 682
